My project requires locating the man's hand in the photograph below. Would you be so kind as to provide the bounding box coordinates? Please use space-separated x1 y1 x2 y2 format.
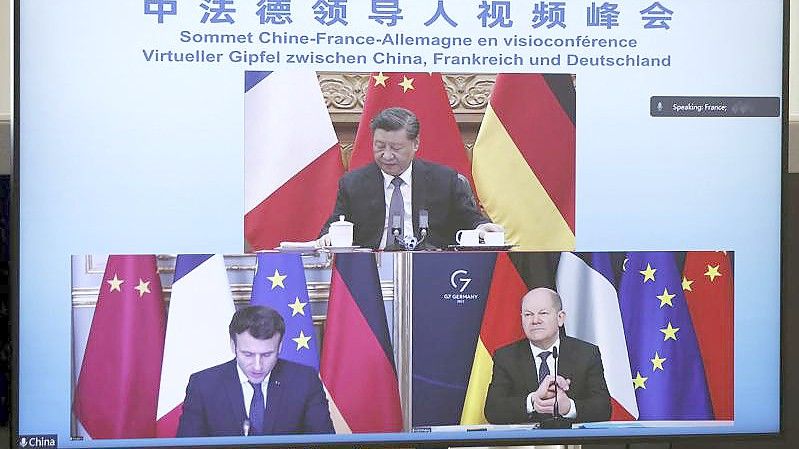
554 375 572 415
316 233 331 247
532 375 572 415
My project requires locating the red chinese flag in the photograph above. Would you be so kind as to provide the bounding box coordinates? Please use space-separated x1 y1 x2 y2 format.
682 251 734 419
349 72 473 187
74 255 166 438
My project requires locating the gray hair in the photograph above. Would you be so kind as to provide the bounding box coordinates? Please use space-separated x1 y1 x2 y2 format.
522 287 563 311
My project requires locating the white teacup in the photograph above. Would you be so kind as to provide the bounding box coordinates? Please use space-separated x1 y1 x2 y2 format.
482 231 505 246
456 229 480 246
329 215 354 247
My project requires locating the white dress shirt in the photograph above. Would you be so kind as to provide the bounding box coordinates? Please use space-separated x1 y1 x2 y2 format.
236 363 271 419
525 339 577 419
379 164 413 249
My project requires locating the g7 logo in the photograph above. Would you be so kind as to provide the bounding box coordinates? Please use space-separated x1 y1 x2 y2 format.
450 270 472 293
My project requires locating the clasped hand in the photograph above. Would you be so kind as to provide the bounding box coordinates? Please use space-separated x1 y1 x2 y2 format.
532 374 572 416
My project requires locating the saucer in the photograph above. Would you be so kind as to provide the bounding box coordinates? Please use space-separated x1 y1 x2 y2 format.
319 246 367 253
274 244 319 254
447 244 515 252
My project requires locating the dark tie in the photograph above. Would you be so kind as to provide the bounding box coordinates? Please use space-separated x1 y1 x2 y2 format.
249 381 264 435
388 177 405 241
538 351 551 384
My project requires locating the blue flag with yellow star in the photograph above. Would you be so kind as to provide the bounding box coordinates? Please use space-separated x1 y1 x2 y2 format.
619 252 713 419
250 252 319 370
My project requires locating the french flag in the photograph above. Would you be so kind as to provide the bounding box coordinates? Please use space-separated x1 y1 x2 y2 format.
244 70 344 251
556 252 639 420
320 253 403 433
156 254 236 436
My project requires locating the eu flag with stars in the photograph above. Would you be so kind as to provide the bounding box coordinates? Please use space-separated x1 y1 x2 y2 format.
250 252 319 370
618 252 713 419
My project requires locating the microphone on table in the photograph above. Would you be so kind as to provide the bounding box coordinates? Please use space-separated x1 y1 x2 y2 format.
390 214 404 250
243 419 251 436
414 209 433 250
419 209 429 238
540 345 571 429
552 346 561 417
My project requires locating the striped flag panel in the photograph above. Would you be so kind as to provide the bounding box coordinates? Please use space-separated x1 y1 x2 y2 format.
473 74 575 250
156 254 236 437
320 253 403 432
244 70 343 250
460 253 528 424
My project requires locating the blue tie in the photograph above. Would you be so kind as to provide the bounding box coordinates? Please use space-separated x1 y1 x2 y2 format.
249 381 264 435
388 177 405 241
538 351 551 384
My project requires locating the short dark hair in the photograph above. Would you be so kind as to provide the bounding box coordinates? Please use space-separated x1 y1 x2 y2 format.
370 107 420 141
229 305 286 343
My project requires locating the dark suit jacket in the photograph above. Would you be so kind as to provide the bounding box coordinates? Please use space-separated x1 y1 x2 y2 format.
484 336 611 424
176 359 334 436
320 159 489 249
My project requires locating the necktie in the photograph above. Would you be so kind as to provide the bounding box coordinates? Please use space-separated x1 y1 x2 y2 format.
538 351 551 384
388 177 405 242
249 381 264 436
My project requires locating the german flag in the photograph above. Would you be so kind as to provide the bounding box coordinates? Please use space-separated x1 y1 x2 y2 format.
320 253 403 432
460 253 529 424
472 74 575 250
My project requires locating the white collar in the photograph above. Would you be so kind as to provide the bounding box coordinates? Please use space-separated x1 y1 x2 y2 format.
529 337 560 358
381 162 413 188
235 362 272 387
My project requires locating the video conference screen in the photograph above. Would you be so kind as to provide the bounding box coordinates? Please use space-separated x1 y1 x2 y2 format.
16 0 783 447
